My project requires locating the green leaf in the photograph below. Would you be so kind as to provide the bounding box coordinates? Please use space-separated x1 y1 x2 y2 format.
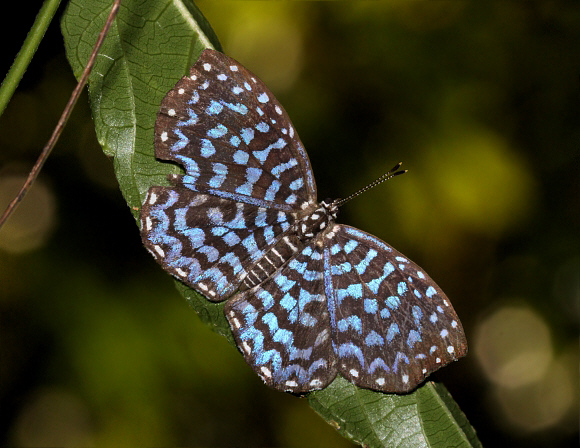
61 0 221 212
61 0 229 337
61 2 480 446
309 379 481 448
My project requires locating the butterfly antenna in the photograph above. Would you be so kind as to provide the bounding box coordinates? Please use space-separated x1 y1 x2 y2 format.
334 162 407 208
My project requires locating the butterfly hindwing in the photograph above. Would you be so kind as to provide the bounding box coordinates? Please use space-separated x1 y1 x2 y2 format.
140 186 296 301
323 224 467 392
225 242 337 393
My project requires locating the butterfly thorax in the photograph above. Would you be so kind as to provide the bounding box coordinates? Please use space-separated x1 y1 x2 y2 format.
240 200 339 291
296 199 338 240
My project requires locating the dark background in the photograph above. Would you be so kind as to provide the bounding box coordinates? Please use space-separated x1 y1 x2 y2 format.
0 1 578 446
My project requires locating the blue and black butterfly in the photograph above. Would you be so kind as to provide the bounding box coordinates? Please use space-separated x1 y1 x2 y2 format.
140 49 467 393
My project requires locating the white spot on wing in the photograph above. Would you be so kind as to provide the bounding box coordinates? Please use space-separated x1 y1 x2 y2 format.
314 329 329 345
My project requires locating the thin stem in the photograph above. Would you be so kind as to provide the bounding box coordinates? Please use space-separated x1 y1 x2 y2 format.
0 0 122 230
0 0 62 118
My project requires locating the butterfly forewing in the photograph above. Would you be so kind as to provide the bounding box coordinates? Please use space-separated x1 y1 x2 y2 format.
324 225 467 392
154 49 317 211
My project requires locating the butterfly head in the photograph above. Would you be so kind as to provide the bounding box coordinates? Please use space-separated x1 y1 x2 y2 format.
321 198 339 219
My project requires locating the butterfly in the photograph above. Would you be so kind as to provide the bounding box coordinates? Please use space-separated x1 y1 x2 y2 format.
140 49 467 393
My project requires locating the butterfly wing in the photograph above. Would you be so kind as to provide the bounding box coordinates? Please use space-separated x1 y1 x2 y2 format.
140 187 298 301
225 242 337 393
154 49 317 210
323 224 467 392
141 49 320 300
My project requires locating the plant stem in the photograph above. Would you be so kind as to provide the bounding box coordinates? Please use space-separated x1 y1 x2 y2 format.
0 0 62 118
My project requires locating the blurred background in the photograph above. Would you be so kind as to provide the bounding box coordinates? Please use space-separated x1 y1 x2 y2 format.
0 1 578 446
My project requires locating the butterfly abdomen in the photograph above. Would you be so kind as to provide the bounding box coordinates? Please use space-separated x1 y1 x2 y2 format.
242 199 339 290
241 233 301 289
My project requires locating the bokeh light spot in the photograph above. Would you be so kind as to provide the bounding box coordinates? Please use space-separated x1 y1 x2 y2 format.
475 305 552 387
494 356 576 432
424 126 535 237
12 388 94 447
217 3 304 92
0 175 56 253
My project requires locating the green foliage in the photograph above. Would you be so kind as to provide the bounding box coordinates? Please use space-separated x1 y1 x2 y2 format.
62 0 221 212
309 379 480 448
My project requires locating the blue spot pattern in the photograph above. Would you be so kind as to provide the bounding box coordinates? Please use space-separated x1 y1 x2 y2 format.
140 49 467 393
